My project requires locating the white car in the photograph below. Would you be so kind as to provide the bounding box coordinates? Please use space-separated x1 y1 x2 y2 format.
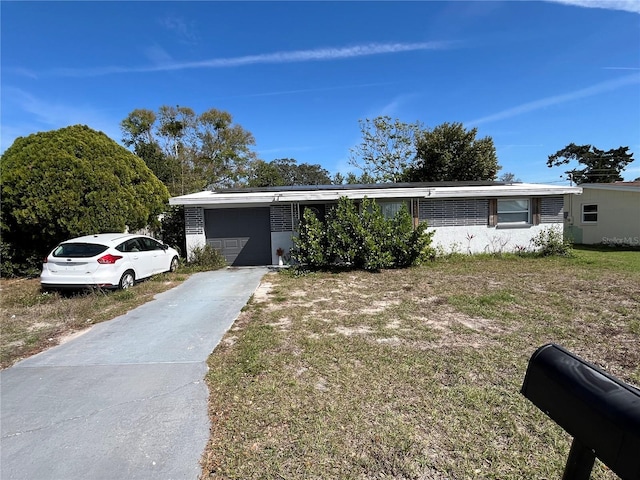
41 233 180 290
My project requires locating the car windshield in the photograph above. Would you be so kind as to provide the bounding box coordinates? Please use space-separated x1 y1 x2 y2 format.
53 243 108 258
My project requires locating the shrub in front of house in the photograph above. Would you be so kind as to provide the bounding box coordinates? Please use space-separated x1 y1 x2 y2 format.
389 204 434 267
292 197 433 271
292 208 329 268
326 197 393 270
187 244 227 270
531 226 573 257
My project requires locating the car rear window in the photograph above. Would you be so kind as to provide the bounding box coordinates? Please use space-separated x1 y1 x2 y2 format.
53 243 109 258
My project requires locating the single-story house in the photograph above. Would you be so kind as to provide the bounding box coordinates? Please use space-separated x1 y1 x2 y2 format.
169 182 582 265
564 182 640 246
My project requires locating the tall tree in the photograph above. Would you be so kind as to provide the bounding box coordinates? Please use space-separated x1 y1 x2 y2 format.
293 161 332 185
195 108 256 189
121 108 156 146
156 105 196 194
247 160 284 187
349 116 422 183
547 143 634 184
1 125 169 275
247 159 331 187
121 106 257 195
404 122 500 182
121 109 180 189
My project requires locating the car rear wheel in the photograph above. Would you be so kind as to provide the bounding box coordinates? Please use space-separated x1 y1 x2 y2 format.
119 270 135 290
169 256 179 272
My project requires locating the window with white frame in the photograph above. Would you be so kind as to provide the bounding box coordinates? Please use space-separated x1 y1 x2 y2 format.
497 199 530 225
582 204 598 223
377 201 409 219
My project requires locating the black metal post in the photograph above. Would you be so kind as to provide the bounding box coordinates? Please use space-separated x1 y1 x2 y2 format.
562 437 596 480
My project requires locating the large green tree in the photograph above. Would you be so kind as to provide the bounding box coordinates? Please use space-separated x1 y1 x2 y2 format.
349 116 422 183
121 108 180 189
1 125 169 275
247 158 331 187
121 106 257 195
547 143 634 184
404 122 500 182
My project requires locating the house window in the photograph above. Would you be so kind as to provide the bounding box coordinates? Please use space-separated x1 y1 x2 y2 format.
377 201 409 219
497 199 530 225
582 204 598 223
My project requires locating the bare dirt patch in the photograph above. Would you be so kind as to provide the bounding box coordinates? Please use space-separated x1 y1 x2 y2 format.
334 325 375 336
359 299 401 314
251 280 274 303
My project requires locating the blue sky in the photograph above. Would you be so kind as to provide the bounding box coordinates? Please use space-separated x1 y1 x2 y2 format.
2 0 639 184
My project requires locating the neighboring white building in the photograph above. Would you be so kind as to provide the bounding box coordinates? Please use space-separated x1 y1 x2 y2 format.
564 182 640 246
169 182 582 265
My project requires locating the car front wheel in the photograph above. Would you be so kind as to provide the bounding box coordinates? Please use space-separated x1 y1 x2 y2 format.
119 270 135 290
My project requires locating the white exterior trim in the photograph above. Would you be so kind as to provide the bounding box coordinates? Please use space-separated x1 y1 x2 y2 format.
170 183 581 207
578 183 640 193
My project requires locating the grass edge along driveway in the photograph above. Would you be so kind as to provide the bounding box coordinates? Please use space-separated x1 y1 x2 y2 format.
201 248 639 480
0 272 189 368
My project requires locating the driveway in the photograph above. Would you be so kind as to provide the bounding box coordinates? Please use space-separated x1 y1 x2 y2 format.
0 267 267 480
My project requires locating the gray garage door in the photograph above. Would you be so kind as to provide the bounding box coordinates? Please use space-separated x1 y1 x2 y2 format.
204 208 271 266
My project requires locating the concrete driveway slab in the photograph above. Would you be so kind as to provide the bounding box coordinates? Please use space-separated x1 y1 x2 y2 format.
1 363 208 479
1 267 267 480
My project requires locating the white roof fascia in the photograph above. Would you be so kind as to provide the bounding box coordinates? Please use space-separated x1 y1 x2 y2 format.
419 184 582 199
579 183 640 193
169 184 582 207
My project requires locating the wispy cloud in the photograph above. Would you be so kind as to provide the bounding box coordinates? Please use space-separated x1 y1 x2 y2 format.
1 87 121 152
378 98 404 118
467 73 640 126
360 93 423 120
158 16 199 45
4 67 39 79
545 0 640 14
143 45 174 66
46 41 455 78
6 88 101 128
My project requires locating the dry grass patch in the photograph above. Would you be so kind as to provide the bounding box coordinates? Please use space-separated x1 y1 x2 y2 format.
202 248 639 479
0 273 188 368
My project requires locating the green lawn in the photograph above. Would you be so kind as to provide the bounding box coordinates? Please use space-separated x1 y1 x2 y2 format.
201 248 639 479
